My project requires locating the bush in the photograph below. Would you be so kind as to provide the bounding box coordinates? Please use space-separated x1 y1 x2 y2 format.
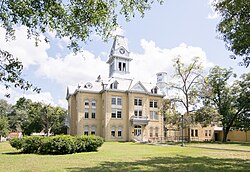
74 135 104 152
39 135 76 154
22 136 43 153
9 135 104 154
9 138 23 150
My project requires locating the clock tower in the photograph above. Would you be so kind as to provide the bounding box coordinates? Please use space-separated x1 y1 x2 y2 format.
107 35 132 78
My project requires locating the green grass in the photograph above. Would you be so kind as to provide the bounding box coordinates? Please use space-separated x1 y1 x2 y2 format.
1 141 250 172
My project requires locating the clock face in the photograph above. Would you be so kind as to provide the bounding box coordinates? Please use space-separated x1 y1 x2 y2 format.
119 48 125 54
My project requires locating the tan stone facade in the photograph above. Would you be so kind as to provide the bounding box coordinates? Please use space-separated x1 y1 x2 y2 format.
67 35 164 142
67 86 164 142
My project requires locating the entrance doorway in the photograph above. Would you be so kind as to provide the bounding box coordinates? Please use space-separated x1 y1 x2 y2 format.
134 125 142 141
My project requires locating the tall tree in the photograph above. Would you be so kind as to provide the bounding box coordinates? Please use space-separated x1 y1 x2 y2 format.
40 105 67 136
232 73 250 130
0 50 40 97
0 0 163 93
10 97 67 136
10 98 43 135
202 66 250 142
0 0 163 52
0 116 9 137
168 57 204 142
214 0 250 67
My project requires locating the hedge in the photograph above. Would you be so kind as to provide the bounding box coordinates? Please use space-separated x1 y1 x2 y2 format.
9 135 104 154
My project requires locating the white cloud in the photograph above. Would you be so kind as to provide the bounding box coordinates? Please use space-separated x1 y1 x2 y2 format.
0 85 56 106
36 51 108 86
130 39 213 83
0 26 50 69
1 26 213 109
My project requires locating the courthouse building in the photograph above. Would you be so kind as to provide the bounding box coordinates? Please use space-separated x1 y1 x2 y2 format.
66 35 165 142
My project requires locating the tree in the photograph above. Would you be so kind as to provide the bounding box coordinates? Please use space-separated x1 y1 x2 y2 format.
0 50 40 97
0 0 163 52
48 106 67 135
0 116 9 137
10 98 43 135
168 57 204 142
202 66 250 142
232 73 250 130
0 0 163 93
40 105 67 136
214 0 250 67
0 99 12 137
10 98 67 136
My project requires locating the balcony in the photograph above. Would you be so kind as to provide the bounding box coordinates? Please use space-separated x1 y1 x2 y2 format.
130 116 149 125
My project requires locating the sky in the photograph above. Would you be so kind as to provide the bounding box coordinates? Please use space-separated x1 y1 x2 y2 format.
0 0 249 108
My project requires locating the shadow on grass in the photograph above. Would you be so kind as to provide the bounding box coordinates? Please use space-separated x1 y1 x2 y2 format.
66 155 250 172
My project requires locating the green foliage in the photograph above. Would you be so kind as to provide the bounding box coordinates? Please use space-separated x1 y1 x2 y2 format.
0 116 9 137
0 50 40 97
9 135 104 154
9 97 67 136
214 0 250 67
9 137 23 150
201 66 250 142
195 106 220 127
21 136 43 153
0 0 163 53
39 135 76 154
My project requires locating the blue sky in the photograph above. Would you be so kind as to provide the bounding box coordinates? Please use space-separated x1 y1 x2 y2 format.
0 0 249 108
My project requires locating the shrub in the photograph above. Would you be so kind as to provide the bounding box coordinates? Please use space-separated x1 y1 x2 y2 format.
39 135 76 154
22 136 43 153
9 138 23 150
9 135 104 154
74 135 104 152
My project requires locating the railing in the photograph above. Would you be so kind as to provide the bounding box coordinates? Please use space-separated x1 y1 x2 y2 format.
130 115 149 125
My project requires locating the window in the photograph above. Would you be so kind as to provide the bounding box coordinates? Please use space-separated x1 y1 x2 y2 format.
112 97 122 106
117 97 122 105
118 62 122 71
111 127 115 138
118 127 122 137
112 97 116 105
195 129 198 137
117 110 122 118
110 81 118 89
209 130 211 136
134 98 142 106
112 109 116 118
205 130 208 137
92 100 96 107
150 100 158 108
84 126 89 135
112 109 122 118
123 63 126 71
150 127 153 137
91 110 96 119
134 110 142 117
84 99 89 107
155 127 159 137
150 111 158 120
151 87 158 94
191 129 194 137
84 109 89 118
91 126 96 135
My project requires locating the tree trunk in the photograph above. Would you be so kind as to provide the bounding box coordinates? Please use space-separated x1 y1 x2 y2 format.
222 127 230 142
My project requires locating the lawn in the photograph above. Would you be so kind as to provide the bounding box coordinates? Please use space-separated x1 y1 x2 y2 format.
0 141 250 172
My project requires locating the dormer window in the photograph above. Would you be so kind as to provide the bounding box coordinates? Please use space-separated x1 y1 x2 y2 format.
84 82 93 89
110 81 119 89
151 87 158 94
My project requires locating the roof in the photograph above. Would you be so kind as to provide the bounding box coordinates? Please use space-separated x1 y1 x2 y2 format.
66 77 165 98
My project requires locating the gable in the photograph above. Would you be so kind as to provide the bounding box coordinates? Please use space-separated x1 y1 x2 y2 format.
130 82 148 93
